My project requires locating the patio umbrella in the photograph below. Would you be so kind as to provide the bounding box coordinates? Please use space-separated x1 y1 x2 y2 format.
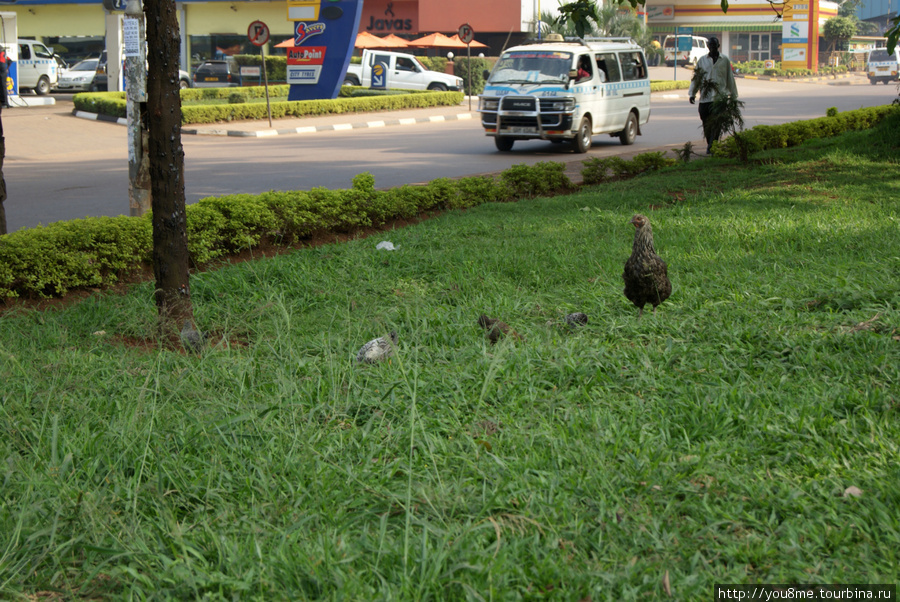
448 34 488 49
274 39 294 48
381 34 410 48
354 31 395 49
406 32 467 49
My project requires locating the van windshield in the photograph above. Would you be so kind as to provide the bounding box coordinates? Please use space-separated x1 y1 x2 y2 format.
489 50 573 84
868 49 894 62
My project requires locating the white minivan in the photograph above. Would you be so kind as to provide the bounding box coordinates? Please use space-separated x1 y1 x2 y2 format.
16 39 59 95
663 35 709 67
866 47 899 84
479 36 651 153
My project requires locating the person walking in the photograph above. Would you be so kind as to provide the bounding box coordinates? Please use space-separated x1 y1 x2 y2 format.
688 37 738 154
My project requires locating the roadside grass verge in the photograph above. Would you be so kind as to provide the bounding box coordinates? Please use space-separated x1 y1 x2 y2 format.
1 117 898 599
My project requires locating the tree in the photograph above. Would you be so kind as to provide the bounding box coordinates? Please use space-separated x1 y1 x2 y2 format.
144 0 195 342
823 16 857 52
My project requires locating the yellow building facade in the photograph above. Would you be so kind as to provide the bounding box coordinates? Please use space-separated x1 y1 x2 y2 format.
645 0 838 67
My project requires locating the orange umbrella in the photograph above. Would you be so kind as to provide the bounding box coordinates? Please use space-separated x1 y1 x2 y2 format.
275 39 294 48
448 34 488 49
354 31 395 49
407 32 468 49
381 34 410 48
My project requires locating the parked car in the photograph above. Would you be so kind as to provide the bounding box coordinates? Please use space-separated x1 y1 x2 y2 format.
192 58 241 88
56 58 99 92
93 49 193 91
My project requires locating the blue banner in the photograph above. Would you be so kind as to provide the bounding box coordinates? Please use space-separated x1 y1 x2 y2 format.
286 0 364 101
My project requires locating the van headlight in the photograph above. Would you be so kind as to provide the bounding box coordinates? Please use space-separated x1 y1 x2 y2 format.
480 98 499 111
546 98 575 111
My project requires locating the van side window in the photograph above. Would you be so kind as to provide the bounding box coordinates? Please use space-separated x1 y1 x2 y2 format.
596 52 621 82
34 44 53 60
19 44 30 60
619 51 647 81
575 54 593 82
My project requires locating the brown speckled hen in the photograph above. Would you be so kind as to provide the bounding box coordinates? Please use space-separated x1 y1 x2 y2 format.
477 315 523 345
623 214 672 317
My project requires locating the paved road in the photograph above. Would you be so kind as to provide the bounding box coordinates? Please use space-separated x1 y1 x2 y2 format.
3 70 894 233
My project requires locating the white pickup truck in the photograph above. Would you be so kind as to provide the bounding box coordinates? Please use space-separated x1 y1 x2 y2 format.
343 49 462 92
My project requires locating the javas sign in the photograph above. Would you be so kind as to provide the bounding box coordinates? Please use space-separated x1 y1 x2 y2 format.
363 0 416 32
286 0 364 101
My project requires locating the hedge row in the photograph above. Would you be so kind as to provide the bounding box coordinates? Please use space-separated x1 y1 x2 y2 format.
715 104 897 158
0 162 572 299
72 89 464 125
75 80 686 125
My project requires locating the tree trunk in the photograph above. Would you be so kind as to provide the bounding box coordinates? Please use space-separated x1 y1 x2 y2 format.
0 109 6 236
0 133 7 237
144 0 193 338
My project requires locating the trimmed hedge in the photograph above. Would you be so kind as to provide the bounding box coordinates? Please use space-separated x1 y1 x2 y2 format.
715 104 898 158
0 164 569 299
5 106 895 299
73 88 464 125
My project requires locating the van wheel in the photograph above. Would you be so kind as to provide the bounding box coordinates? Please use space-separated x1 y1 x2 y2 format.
573 116 592 153
35 76 51 96
343 77 359 86
619 112 637 145
495 137 514 152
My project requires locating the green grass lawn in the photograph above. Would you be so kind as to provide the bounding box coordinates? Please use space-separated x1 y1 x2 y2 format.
1 116 899 599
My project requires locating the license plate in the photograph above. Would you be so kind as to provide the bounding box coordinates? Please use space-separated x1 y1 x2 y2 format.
502 126 536 134
204 77 218 81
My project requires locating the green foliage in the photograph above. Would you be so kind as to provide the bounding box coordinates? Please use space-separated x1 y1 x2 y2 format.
556 0 603 38
715 104 898 158
823 16 857 52
580 151 675 185
75 88 463 125
0 216 151 297
180 91 463 125
232 53 288 82
0 162 573 298
500 161 572 198
3 113 900 599
453 56 491 95
827 106 839 117
227 91 245 104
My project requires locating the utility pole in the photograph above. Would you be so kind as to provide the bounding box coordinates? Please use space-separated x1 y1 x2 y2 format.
124 0 151 216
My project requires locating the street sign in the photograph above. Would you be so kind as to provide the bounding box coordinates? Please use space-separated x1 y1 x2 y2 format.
248 20 270 47
676 26 693 51
458 23 475 45
102 0 126 11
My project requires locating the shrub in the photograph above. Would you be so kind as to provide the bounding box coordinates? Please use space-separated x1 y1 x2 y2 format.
714 104 897 158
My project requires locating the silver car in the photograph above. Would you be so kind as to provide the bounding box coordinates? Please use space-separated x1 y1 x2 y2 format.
57 58 99 92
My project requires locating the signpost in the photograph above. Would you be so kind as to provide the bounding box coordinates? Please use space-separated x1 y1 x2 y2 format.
458 23 474 110
675 26 692 80
124 0 149 216
248 20 273 127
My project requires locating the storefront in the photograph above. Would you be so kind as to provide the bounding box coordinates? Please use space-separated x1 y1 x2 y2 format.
4 0 537 68
646 0 838 65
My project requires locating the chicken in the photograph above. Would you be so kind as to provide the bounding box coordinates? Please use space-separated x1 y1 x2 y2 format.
355 331 398 364
564 312 589 327
180 320 206 353
623 214 672 317
477 315 523 345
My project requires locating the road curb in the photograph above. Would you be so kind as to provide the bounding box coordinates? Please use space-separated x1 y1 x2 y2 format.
72 108 475 136
737 73 861 83
184 111 475 136
73 110 128 126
